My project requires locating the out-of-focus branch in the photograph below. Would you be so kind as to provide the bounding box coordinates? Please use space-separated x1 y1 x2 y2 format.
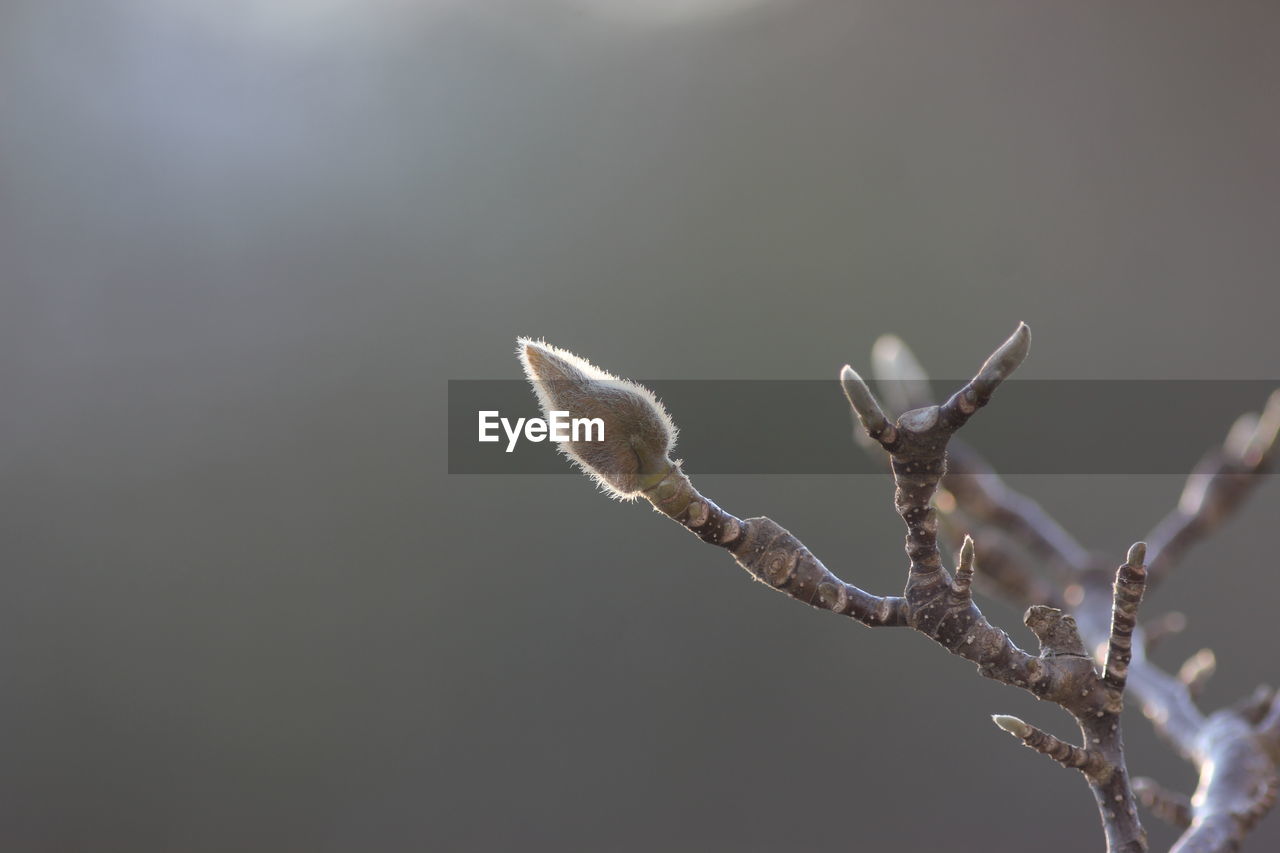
1068 555 1278 853
519 330 1280 853
865 334 1280 852
1144 391 1280 589
1133 778 1192 830
938 509 1066 609
944 443 1093 573
1142 612 1188 651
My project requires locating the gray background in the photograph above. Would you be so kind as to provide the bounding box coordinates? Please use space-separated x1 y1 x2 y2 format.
3 1 1278 850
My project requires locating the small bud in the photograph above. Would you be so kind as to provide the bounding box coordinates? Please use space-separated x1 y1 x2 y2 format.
969 323 1031 400
992 714 1032 738
518 338 676 499
841 365 895 445
1126 541 1147 569
941 323 1031 424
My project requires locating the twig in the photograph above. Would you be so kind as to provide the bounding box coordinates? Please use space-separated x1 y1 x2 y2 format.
518 329 1280 852
522 327 1148 852
1144 391 1280 589
1133 778 1192 829
866 334 1280 852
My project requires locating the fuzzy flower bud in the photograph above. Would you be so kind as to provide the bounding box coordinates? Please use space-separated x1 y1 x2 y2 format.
518 338 677 499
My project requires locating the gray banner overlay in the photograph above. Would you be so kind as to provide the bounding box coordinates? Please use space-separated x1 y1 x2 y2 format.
449 380 1278 475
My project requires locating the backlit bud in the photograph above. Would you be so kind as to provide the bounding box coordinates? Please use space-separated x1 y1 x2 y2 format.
518 338 677 499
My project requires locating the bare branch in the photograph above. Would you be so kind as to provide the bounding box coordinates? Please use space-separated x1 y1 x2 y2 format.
848 325 1147 852
1103 543 1148 696
1144 390 1280 588
1142 611 1188 651
526 328 1151 851
939 322 1032 428
993 714 1102 775
840 365 897 448
1133 778 1193 829
1259 698 1280 758
883 343 1280 850
1075 568 1279 853
519 339 908 627
1236 686 1277 728
944 444 1093 572
1170 711 1278 852
646 474 909 628
1177 650 1217 700
520 331 1280 853
938 510 1066 608
869 332 1090 571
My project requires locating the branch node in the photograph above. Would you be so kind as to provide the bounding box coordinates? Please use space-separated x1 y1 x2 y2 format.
1024 605 1088 658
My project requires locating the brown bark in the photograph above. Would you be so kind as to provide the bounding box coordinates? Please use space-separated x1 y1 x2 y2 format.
891 345 1280 852
518 328 1280 852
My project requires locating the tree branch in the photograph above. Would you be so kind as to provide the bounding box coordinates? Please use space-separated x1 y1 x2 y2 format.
1133 778 1193 829
870 333 1092 573
993 713 1105 775
866 334 1280 852
1144 391 1280 589
938 510 1066 609
517 330 1280 853
1103 544 1147 696
522 327 1149 851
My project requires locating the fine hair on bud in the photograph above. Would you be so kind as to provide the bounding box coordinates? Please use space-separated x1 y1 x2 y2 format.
518 338 677 500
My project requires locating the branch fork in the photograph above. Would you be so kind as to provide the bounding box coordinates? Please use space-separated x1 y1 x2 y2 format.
517 325 1280 853
872 336 1280 853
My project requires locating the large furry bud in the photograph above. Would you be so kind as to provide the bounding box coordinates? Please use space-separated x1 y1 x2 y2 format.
518 338 677 499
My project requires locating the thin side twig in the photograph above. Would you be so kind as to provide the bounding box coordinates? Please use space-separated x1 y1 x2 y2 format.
865 334 1280 852
1144 391 1280 589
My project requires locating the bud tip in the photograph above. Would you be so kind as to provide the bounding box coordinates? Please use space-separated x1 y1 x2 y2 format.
1126 541 1147 568
992 714 1032 738
516 338 677 500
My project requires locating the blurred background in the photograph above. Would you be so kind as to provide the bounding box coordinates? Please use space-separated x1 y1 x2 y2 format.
3 1 1278 850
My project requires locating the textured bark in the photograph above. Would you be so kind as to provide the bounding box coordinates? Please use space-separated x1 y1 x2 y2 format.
940 437 1279 853
891 347 1280 852
518 327 1280 853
